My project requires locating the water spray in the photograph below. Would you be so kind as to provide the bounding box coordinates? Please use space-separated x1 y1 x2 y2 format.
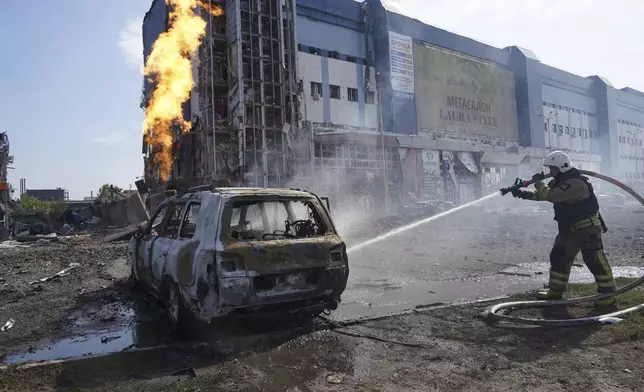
346 192 500 254
483 169 644 326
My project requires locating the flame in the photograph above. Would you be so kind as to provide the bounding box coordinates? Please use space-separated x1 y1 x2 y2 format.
143 0 224 182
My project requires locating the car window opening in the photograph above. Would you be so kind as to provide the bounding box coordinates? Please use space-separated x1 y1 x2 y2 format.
229 199 327 241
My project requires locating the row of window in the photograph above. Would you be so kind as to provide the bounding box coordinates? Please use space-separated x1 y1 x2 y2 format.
543 102 596 117
619 136 643 146
619 155 643 161
618 119 642 127
308 81 376 104
544 123 594 138
623 172 644 180
298 44 366 65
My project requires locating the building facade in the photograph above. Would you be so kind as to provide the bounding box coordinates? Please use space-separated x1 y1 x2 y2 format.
141 0 644 208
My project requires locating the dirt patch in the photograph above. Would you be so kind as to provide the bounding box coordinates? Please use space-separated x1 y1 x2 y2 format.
0 235 132 358
3 287 644 391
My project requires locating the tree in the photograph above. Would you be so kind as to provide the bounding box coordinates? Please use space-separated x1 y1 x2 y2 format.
16 195 67 215
98 184 123 200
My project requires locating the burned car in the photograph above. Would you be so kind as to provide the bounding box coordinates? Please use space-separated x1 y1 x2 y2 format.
128 187 348 329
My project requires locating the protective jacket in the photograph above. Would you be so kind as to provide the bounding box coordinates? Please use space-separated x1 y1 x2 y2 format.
527 169 607 234
551 170 599 226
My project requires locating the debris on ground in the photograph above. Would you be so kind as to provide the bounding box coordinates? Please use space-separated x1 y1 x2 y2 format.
326 374 345 384
29 263 80 285
1 319 15 332
101 336 121 344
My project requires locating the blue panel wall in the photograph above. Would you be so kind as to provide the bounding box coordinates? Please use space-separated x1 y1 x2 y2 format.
590 77 619 174
386 12 512 67
296 0 361 25
615 90 644 123
507 47 543 147
356 63 365 126
542 84 596 111
296 16 366 59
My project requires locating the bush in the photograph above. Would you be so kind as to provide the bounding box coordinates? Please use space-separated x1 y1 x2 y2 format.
15 195 67 215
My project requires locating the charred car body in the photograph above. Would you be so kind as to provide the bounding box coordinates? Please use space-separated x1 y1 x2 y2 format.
128 187 349 328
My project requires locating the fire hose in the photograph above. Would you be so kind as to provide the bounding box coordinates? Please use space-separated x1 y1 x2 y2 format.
483 169 644 326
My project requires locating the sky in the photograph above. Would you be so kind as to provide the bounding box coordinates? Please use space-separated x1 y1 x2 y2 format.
1 0 642 199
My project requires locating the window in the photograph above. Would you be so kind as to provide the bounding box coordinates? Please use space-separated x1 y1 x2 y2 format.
329 85 341 99
298 79 303 93
150 204 170 235
552 124 557 133
558 125 563 134
565 126 570 135
310 82 322 97
227 199 328 241
348 88 358 102
309 46 321 55
150 202 184 238
544 122 548 133
179 203 201 238
163 203 184 238
346 56 357 63
329 51 339 59
366 91 375 104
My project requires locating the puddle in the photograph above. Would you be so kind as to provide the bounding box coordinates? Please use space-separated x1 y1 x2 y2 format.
6 328 136 364
4 300 174 365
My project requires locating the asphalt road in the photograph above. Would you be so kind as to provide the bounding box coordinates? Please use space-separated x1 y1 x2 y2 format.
334 195 644 321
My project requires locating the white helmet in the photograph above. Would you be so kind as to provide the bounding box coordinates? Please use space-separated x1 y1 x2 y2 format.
543 150 573 173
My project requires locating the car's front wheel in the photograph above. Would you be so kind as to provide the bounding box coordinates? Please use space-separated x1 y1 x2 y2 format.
165 282 185 331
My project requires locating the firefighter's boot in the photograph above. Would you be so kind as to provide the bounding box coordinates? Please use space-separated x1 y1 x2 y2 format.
594 290 616 307
536 289 564 301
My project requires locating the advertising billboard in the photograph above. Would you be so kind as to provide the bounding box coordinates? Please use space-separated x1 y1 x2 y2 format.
389 32 414 98
414 43 519 140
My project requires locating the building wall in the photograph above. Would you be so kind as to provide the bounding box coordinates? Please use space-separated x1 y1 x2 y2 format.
141 0 167 103
615 89 644 180
298 50 378 128
25 189 66 201
296 8 378 130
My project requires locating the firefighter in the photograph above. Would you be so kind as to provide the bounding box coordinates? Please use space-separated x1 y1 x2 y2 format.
511 151 616 307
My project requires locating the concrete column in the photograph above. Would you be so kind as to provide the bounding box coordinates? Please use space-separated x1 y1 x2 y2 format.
589 76 619 175
506 46 544 148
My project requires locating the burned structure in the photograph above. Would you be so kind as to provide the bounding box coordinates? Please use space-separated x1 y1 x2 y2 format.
0 132 11 231
0 132 9 186
142 0 302 191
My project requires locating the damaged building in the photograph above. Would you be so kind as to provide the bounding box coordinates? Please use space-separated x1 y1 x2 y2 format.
0 132 12 232
141 0 644 212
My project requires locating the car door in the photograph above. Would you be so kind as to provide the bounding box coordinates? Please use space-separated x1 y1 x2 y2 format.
148 201 185 288
171 202 202 287
134 203 170 285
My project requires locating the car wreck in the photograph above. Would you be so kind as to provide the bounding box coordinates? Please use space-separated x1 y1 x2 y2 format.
128 186 349 329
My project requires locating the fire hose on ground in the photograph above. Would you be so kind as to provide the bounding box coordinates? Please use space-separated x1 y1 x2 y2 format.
482 169 644 327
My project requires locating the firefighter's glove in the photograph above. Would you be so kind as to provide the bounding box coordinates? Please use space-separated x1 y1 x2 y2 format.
511 189 534 200
531 172 546 188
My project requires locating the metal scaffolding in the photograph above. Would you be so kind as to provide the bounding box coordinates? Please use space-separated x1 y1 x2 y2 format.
184 0 300 188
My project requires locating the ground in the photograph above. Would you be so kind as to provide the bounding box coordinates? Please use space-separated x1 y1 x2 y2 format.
1 195 644 391
0 235 133 358
2 283 644 391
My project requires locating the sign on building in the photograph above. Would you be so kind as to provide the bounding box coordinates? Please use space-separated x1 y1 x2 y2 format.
388 31 414 99
413 43 519 141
